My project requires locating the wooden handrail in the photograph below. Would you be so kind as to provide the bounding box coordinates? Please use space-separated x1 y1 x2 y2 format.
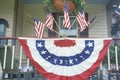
0 37 17 39
0 37 120 40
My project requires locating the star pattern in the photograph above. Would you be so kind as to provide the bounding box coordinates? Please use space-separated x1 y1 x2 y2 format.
87 42 93 47
37 42 43 47
85 50 90 54
41 50 46 54
36 40 94 66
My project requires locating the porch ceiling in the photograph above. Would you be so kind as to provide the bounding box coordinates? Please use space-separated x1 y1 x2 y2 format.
23 0 110 4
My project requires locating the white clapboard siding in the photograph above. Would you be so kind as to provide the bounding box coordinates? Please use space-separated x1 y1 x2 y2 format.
0 0 15 37
87 4 108 38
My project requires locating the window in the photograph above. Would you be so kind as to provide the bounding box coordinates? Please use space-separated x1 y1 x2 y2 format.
59 16 78 37
0 19 9 46
48 13 88 38
0 24 5 37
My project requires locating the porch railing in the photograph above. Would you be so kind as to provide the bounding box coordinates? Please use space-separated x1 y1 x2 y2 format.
0 37 120 80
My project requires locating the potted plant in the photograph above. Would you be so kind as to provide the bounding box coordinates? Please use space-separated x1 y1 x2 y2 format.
52 0 76 11
44 0 85 15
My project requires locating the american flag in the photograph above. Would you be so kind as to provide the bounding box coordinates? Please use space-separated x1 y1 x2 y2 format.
32 17 45 39
76 7 88 32
87 16 96 25
45 6 54 31
63 1 71 29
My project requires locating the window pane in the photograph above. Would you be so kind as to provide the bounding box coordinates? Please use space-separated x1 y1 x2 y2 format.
0 24 5 37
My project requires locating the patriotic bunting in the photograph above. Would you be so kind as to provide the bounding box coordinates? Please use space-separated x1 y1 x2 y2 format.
19 37 112 80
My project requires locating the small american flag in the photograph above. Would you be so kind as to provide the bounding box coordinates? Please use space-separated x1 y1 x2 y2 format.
87 16 96 25
63 1 71 29
32 17 45 39
45 6 54 31
76 7 88 32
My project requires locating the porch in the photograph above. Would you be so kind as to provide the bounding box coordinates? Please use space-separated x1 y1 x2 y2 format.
0 37 120 80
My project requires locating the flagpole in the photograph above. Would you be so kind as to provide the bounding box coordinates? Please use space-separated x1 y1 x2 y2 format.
71 18 77 27
53 19 62 37
52 29 62 36
53 19 60 30
76 26 82 32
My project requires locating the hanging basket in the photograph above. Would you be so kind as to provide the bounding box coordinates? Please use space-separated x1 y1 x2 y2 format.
52 0 76 11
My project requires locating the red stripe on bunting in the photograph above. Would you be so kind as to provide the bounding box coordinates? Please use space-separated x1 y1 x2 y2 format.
19 39 111 80
54 39 76 47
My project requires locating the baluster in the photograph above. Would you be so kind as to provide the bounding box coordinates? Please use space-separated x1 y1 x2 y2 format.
41 76 46 80
34 69 38 80
10 39 16 80
18 46 23 80
100 63 103 80
25 58 30 80
2 39 8 80
91 75 95 80
107 48 111 80
115 46 119 80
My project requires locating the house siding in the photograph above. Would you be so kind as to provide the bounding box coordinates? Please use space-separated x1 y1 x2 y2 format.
86 4 108 38
22 4 48 37
0 0 16 37
0 1 109 38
